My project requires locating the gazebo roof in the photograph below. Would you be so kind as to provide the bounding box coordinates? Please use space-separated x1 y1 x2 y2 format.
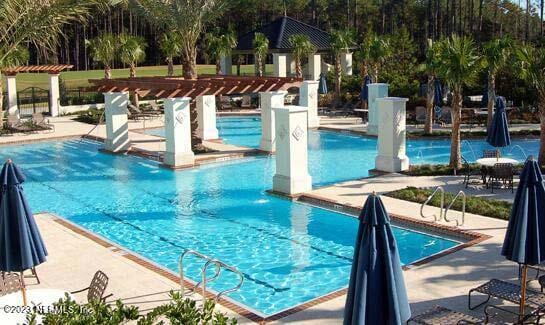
89 75 302 99
1 64 73 75
234 16 330 53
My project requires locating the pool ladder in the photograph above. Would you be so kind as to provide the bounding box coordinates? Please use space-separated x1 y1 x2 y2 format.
179 249 244 304
420 186 466 227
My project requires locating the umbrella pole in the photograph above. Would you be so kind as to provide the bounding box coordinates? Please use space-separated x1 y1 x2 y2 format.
519 264 528 321
20 272 27 306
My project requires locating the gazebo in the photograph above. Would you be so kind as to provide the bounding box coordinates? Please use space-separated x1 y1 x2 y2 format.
1 65 73 117
223 16 352 80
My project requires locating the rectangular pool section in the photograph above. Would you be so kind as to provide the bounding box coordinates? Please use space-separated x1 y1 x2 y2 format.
1 137 462 317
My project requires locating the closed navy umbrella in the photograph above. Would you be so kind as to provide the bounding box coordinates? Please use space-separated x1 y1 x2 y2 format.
0 160 48 304
486 96 511 150
344 193 411 325
433 79 443 108
318 73 328 95
359 75 373 102
501 157 545 318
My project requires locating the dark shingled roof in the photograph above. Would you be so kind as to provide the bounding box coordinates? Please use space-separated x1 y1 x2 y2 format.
235 16 330 52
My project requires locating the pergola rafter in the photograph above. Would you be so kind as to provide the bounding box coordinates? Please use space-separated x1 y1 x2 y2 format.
88 75 303 99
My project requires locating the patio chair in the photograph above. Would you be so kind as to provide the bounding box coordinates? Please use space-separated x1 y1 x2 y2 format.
462 156 483 188
71 270 112 302
468 278 545 313
0 273 23 297
32 113 55 133
483 150 500 159
487 163 514 193
415 106 427 127
218 96 234 111
438 106 452 125
241 95 253 109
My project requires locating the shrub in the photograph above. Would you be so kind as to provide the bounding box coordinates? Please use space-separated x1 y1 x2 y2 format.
73 108 105 124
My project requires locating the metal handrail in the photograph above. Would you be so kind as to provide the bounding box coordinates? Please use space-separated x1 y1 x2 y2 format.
444 190 466 227
202 259 244 303
420 186 444 222
179 249 244 305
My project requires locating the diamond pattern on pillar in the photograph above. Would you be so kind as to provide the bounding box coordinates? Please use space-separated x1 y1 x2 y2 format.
292 125 304 141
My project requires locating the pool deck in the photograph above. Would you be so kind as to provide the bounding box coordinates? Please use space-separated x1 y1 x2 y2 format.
3 114 540 323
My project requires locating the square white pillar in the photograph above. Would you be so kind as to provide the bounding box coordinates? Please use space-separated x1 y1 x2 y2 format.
273 106 312 195
375 97 410 173
259 91 286 152
220 55 232 75
163 97 195 168
367 83 389 136
308 54 321 81
196 95 219 140
104 92 130 153
49 73 60 117
287 54 296 75
299 81 320 128
273 53 288 77
341 52 353 76
5 75 18 117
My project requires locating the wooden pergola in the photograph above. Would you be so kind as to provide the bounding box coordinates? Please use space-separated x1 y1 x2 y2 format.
89 75 303 99
1 64 73 76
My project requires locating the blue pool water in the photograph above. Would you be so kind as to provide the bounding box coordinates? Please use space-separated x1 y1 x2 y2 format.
1 137 462 316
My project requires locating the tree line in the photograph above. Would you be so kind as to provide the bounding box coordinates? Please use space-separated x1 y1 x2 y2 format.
22 0 545 70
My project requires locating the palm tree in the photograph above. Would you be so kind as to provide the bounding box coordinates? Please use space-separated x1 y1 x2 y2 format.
329 29 353 97
516 44 545 166
131 0 228 80
118 34 147 78
288 34 316 78
366 35 390 83
253 33 269 77
205 31 237 74
0 0 100 115
159 31 183 76
86 33 118 79
422 38 441 134
482 37 512 127
436 35 480 170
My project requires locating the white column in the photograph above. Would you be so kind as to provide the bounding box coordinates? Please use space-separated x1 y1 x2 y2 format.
299 81 320 128
219 55 232 75
367 83 389 136
273 53 288 77
104 92 130 153
273 106 312 195
163 97 195 168
259 91 286 152
341 52 353 75
308 54 321 81
287 54 296 75
375 97 410 173
5 75 18 117
49 73 60 117
196 95 219 140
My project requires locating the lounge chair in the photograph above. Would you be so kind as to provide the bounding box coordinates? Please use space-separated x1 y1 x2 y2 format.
469 279 545 314
487 163 514 193
148 101 164 113
437 106 452 125
32 113 55 133
218 96 234 111
128 104 154 121
241 95 253 109
71 270 112 303
0 273 23 297
6 115 32 134
407 306 487 324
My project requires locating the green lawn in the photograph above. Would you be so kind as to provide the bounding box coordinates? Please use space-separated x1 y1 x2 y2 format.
5 64 267 90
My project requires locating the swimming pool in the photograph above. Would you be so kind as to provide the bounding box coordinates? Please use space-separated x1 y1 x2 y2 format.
146 116 538 170
1 137 462 317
